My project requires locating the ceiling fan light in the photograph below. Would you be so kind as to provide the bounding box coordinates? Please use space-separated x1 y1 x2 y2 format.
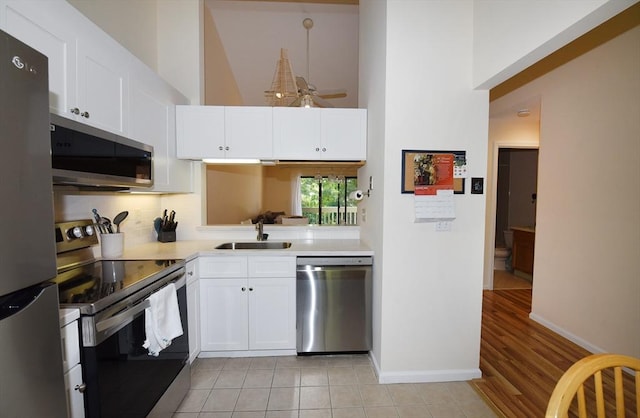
265 48 298 106
301 95 313 108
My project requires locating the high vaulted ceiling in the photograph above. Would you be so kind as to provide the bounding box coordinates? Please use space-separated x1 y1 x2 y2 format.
205 0 359 107
232 0 358 4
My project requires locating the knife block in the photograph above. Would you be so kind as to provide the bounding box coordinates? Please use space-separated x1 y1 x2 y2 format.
157 230 176 243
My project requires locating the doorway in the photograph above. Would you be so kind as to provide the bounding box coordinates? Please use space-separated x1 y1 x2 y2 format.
493 148 538 289
485 140 539 290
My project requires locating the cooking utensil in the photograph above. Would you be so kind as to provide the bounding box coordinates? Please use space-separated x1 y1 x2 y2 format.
113 211 128 233
153 217 162 234
100 217 113 233
92 208 105 233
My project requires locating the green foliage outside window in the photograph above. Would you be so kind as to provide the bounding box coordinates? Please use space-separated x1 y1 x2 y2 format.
301 176 358 225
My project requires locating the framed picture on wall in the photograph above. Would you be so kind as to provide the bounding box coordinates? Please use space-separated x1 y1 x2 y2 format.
401 149 466 194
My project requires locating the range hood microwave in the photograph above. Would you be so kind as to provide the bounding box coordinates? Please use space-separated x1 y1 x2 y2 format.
50 114 153 190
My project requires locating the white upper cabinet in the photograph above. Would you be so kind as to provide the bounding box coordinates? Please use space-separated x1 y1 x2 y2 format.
224 106 273 159
177 105 367 162
129 62 193 193
273 107 367 160
1 0 193 193
130 61 192 193
272 107 322 159
75 34 129 135
0 0 129 135
0 0 77 118
176 105 273 160
320 108 367 160
176 105 225 159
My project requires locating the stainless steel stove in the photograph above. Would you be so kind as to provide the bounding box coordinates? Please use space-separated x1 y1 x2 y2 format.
54 220 190 418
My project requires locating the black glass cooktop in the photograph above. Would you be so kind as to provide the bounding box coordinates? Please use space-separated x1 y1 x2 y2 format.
55 259 180 309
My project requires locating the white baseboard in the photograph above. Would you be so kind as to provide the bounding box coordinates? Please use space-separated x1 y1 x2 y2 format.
198 349 297 358
369 355 481 383
529 312 605 354
378 368 481 384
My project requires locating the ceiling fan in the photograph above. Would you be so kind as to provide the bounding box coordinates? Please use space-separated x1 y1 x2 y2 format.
289 18 347 108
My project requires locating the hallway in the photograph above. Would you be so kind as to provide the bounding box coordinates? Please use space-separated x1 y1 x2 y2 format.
475 289 636 417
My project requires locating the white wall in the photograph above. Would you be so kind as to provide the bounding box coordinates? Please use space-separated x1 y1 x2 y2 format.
357 0 387 374
156 0 204 105
472 0 636 88
528 25 639 357
360 0 489 382
68 0 158 70
53 192 162 254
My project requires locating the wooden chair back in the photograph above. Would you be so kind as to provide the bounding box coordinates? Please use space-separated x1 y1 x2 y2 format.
545 353 640 418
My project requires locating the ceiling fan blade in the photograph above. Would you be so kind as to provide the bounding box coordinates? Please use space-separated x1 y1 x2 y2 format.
318 88 347 99
312 96 334 108
289 96 303 107
295 76 310 92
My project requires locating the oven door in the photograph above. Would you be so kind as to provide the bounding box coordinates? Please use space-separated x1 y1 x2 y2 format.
81 279 189 418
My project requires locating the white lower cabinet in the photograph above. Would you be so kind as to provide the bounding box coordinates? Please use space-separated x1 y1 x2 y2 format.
64 364 85 418
60 311 85 418
199 256 296 354
185 259 200 363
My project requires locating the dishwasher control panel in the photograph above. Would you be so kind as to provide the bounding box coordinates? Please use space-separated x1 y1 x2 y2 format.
296 256 373 266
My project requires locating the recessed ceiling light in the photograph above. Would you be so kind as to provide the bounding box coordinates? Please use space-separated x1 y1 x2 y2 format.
517 109 531 117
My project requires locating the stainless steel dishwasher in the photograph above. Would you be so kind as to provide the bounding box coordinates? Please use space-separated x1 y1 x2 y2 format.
296 256 372 354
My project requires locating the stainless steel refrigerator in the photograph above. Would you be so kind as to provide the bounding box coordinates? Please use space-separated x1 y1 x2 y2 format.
0 29 68 417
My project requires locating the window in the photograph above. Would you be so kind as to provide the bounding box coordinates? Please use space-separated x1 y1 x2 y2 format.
300 176 358 225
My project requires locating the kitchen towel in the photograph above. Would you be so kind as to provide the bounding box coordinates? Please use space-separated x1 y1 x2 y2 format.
142 283 183 356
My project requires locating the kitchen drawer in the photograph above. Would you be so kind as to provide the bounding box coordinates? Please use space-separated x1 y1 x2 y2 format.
64 363 85 418
248 256 296 278
186 259 199 285
199 256 248 278
60 320 80 373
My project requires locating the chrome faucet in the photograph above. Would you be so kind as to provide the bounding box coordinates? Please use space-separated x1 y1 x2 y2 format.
256 220 265 241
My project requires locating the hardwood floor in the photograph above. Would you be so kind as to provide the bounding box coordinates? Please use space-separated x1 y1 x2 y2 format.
474 289 638 418
493 270 532 290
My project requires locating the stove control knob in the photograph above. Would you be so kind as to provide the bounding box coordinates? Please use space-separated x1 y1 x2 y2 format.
84 225 95 236
68 226 84 239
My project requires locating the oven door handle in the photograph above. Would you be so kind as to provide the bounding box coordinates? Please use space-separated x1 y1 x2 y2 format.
94 274 185 334
95 299 150 333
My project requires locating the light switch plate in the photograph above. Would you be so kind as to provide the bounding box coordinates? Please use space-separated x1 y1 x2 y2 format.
471 177 484 194
435 221 452 231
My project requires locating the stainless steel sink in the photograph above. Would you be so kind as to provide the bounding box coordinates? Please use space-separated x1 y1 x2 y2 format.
215 241 292 250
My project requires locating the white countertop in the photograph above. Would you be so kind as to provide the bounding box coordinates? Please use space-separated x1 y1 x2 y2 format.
118 239 373 261
59 308 80 327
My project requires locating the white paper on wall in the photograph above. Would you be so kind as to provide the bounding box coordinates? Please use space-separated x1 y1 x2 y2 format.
414 189 456 222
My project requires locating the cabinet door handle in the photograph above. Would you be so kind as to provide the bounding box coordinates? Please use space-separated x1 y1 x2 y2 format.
241 287 246 291
75 383 87 393
187 271 194 276
315 147 320 152
322 147 327 152
249 287 254 291
70 107 80 115
225 146 230 151
81 111 90 118
218 145 224 151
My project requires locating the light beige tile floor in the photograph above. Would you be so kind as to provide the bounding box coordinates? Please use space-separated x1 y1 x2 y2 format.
173 355 498 418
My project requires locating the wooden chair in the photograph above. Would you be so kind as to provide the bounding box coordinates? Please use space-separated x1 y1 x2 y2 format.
545 353 640 418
